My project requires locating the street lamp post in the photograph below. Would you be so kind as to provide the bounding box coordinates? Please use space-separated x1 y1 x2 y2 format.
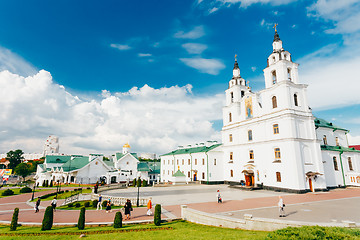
31 184 36 201
137 180 140 207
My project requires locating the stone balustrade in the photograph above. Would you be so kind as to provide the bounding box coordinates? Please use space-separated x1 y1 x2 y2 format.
91 193 149 206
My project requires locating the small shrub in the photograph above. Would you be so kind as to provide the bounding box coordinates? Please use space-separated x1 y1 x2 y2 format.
42 180 46 187
92 200 98 208
67 203 74 207
75 202 81 208
77 207 86 230
41 206 54 231
20 186 32 193
86 187 91 190
2 189 14 196
113 211 122 228
142 180 147 187
65 190 69 192
154 204 161 226
102 200 108 208
133 178 137 187
84 201 90 208
10 208 19 231
49 181 53 187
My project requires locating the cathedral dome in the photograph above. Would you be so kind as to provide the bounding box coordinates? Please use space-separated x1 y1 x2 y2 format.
123 143 130 148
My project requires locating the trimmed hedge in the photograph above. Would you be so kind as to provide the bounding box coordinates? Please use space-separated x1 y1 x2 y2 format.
113 211 122 228
92 200 98 208
39 190 64 200
77 207 86 230
20 187 32 193
266 226 360 239
2 189 14 196
75 202 81 208
67 203 74 207
102 200 108 208
84 201 90 208
133 178 137 187
41 206 53 231
142 180 147 187
10 208 19 231
154 204 161 226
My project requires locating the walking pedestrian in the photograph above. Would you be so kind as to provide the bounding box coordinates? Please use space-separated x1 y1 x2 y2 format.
217 190 222 203
35 198 41 213
51 197 57 212
105 199 112 213
97 194 102 210
146 198 152 216
278 196 285 217
124 199 132 220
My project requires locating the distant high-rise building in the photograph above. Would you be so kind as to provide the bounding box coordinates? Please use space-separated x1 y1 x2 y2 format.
43 135 59 156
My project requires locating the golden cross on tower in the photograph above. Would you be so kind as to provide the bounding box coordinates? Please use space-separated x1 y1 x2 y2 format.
235 54 237 61
273 23 278 32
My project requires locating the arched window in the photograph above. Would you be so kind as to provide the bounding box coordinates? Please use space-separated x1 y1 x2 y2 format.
276 172 281 182
287 68 291 80
230 169 233 177
274 148 281 159
214 159 217 165
248 130 253 141
272 71 277 84
230 92 234 102
323 135 327 145
272 96 277 108
273 124 279 134
229 134 233 142
230 152 233 162
294 94 298 106
249 150 254 160
229 113 232 122
241 91 245 98
336 137 339 146
333 157 339 171
348 157 354 171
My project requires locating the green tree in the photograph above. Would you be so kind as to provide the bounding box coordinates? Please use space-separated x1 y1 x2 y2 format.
154 204 161 226
41 206 54 231
6 149 24 170
113 211 122 228
77 207 86 230
14 163 32 182
10 208 19 231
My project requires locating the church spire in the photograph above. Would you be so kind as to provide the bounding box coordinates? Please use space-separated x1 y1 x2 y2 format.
233 54 239 70
273 24 281 42
233 54 240 78
272 24 283 51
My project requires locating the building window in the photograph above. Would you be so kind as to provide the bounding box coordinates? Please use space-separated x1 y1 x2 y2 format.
177 159 179 165
249 150 254 160
241 91 245 98
188 171 190 177
188 159 190 165
202 158 205 165
214 159 216 165
202 172 205 179
172 171 174 175
336 137 339 146
274 148 281 159
272 71 277 84
287 68 291 80
195 159 197 165
168 160 170 165
333 157 339 171
229 134 233 142
230 170 233 177
172 160 174 165
248 130 253 141
323 135 327 145
182 159 184 165
230 92 234 103
276 172 281 182
273 124 279 134
168 170 169 175
294 94 298 106
163 160 165 165
272 96 277 108
163 170 165 174
348 157 354 171
229 113 232 122
230 152 233 162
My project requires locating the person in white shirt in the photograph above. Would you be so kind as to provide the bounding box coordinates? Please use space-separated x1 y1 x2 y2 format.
217 190 222 203
51 197 57 212
278 196 285 217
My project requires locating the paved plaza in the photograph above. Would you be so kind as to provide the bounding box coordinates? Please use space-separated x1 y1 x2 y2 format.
0 185 359 227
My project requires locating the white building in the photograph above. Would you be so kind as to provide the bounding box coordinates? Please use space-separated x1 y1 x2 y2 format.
160 28 360 193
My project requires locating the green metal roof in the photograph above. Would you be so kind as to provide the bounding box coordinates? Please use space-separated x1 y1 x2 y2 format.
173 170 186 177
315 118 348 132
45 155 71 164
137 162 150 172
321 145 360 153
115 152 138 160
61 156 89 172
103 160 114 167
161 143 222 156
148 162 160 174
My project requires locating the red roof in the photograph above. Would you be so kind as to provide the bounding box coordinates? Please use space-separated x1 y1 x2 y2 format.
349 145 360 151
0 158 9 163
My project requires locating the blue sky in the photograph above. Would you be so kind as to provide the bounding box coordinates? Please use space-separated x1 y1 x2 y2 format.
0 0 360 154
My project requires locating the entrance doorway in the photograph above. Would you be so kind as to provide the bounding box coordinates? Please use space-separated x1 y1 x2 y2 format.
193 172 197 181
309 178 313 192
244 173 254 187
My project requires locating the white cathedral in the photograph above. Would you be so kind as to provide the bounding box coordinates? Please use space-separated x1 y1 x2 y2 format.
160 28 360 193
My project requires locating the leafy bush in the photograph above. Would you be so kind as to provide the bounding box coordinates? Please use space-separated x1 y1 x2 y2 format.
41 206 54 231
86 187 91 190
49 181 53 187
2 189 14 196
142 180 147 187
39 190 64 199
113 211 122 228
65 190 69 192
133 178 137 187
84 201 90 208
20 186 32 193
92 200 98 208
75 202 81 208
266 226 360 239
102 200 108 208
42 180 46 187
154 204 161 226
10 208 19 231
77 207 86 230
67 203 74 207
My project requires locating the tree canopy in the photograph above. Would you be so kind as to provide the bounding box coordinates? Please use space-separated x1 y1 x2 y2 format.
14 163 32 182
6 150 24 169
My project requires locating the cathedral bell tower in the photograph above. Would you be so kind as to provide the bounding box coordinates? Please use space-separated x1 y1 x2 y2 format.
263 24 299 88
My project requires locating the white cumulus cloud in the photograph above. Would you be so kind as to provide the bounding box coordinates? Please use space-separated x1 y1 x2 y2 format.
179 58 225 75
182 43 208 54
110 43 132 51
174 26 205 39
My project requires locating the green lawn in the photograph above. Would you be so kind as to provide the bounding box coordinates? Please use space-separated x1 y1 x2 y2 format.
0 220 268 240
34 188 92 201
0 188 49 198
